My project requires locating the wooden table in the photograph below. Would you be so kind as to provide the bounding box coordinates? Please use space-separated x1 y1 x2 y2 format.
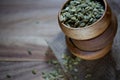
0 0 120 80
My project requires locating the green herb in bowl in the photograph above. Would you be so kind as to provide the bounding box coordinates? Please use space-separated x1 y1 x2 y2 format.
60 0 105 28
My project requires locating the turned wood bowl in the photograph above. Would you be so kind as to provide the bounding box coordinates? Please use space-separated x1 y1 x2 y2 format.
66 37 113 60
58 0 112 40
71 14 117 51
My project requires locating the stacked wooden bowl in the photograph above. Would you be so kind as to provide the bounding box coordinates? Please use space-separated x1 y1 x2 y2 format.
58 0 118 60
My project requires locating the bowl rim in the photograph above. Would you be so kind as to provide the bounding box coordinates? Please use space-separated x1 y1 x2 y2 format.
58 0 107 29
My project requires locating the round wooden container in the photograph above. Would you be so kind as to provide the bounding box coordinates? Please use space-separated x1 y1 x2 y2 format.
66 37 113 60
58 0 112 40
58 0 118 60
71 14 117 51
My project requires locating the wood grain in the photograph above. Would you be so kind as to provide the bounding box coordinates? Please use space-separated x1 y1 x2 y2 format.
0 37 52 61
0 0 66 61
0 53 61 80
0 0 65 40
0 0 119 80
0 1 66 80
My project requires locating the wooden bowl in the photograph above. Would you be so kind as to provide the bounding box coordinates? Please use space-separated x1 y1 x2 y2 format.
71 14 117 51
58 0 112 40
66 37 112 60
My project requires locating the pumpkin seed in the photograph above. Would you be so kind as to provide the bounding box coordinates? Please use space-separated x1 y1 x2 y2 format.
60 0 105 28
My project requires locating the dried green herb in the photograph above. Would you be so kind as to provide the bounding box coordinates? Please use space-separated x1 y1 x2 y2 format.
85 73 92 79
32 70 37 75
28 50 32 55
42 70 65 80
62 54 82 79
42 59 66 80
36 21 39 24
42 54 90 80
6 74 11 78
60 0 105 28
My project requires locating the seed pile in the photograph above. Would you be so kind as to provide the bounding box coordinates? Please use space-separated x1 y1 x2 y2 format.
60 0 105 28
42 54 82 80
62 54 82 80
62 54 81 72
42 59 66 80
42 70 65 80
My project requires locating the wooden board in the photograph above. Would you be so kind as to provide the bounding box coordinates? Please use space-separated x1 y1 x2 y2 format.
0 0 119 80
0 50 63 80
0 1 66 80
0 0 65 40
0 36 62 80
0 37 52 61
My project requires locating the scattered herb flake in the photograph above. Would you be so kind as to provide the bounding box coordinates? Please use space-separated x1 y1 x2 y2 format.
32 70 37 75
6 74 11 78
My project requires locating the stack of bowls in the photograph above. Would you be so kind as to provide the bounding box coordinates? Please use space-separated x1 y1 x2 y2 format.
58 0 117 60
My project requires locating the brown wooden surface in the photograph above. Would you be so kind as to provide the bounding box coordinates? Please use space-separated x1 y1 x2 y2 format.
0 0 120 80
0 37 52 61
0 0 66 80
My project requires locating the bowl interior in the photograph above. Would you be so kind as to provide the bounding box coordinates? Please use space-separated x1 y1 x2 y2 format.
59 0 106 29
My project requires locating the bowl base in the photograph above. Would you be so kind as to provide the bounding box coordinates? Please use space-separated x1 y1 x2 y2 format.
66 37 112 60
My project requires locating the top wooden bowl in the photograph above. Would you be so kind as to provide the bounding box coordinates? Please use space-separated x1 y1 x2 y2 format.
58 0 112 40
